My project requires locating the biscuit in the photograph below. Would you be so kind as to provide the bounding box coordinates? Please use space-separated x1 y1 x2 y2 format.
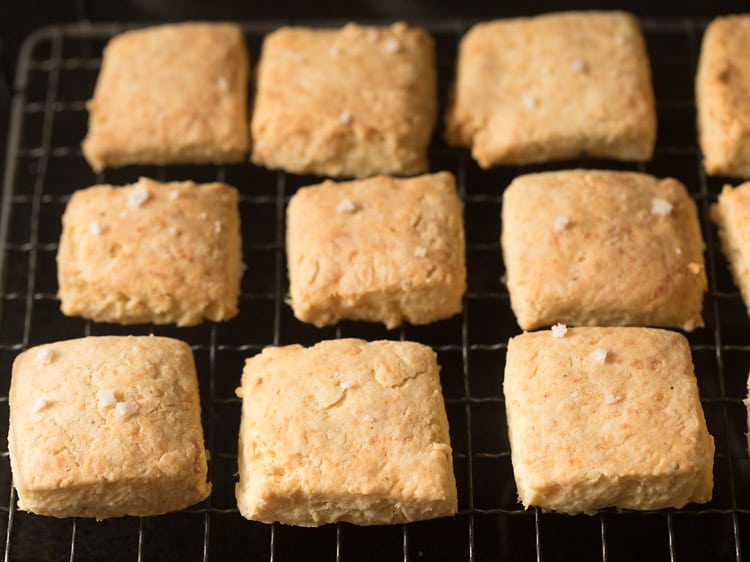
57 177 242 326
235 338 457 526
504 327 714 515
501 169 706 331
696 15 750 178
445 11 656 167
82 23 249 170
711 181 750 314
8 336 211 519
286 172 465 328
251 22 437 178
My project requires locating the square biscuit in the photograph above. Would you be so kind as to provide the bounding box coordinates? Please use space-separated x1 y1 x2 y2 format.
235 338 457 526
286 172 466 328
8 336 211 519
711 181 750 315
501 169 707 331
504 327 714 515
696 15 750 178
82 23 249 170
57 177 242 326
251 22 437 178
445 11 656 167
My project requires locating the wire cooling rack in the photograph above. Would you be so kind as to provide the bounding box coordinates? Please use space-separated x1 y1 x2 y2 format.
1 17 749 562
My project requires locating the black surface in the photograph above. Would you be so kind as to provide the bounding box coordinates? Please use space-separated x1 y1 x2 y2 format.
1 6 750 562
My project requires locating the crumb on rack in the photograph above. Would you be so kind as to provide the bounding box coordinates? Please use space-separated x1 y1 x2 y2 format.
336 198 356 213
651 198 673 216
590 348 608 364
414 246 427 257
554 215 569 231
551 323 568 338
114 400 138 420
688 262 702 274
128 185 150 208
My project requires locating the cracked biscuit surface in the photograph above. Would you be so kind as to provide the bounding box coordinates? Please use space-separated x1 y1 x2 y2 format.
235 338 457 526
8 336 211 519
57 177 242 326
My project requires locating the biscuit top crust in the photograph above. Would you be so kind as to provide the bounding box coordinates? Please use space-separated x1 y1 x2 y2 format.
505 327 714 499
251 22 437 177
502 169 706 331
57 177 241 325
9 336 209 494
237 339 455 512
82 22 249 170
445 11 655 165
696 15 750 176
286 172 465 312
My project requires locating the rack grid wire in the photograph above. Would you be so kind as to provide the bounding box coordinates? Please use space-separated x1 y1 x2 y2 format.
0 18 749 562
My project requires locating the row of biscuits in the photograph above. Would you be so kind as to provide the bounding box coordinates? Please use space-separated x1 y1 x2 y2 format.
11 167 750 521
81 13 750 178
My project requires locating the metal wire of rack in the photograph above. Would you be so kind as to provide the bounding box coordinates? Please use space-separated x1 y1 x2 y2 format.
0 17 749 562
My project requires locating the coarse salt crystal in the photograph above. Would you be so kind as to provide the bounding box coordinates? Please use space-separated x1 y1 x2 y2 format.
89 221 102 235
367 30 378 42
571 59 588 73
128 185 150 208
168 226 177 236
199 212 208 220
554 215 569 231
214 221 222 234
36 347 54 365
217 77 229 91
551 323 568 338
414 246 427 258
339 110 352 124
339 381 350 390
329 45 340 56
605 394 622 405
384 38 400 53
114 400 138 420
590 348 608 364
362 414 375 423
33 395 50 414
522 93 537 109
688 262 702 274
169 189 180 200
336 198 356 213
651 198 673 216
675 247 682 255
97 390 117 408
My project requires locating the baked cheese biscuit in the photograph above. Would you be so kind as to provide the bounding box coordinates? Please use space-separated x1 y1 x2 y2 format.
504 327 714 515
236 339 457 526
82 23 249 170
57 177 242 326
8 336 211 519
445 11 656 167
711 181 750 315
286 172 465 328
696 15 750 178
251 22 437 178
501 170 706 331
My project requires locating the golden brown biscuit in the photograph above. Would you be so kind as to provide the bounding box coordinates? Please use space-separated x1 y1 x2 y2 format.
57 177 242 326
504 327 714 515
696 15 750 178
235 338 457 526
711 181 750 314
286 172 465 328
501 170 706 331
82 23 249 170
251 22 437 178
445 11 656 167
8 336 211 519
